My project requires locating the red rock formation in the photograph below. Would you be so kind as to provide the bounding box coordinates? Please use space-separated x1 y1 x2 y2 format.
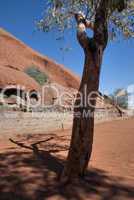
0 28 80 91
0 28 123 115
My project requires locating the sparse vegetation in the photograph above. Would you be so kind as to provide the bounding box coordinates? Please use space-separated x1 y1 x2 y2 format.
25 66 48 85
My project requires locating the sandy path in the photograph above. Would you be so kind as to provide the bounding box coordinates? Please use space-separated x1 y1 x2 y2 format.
92 119 134 180
0 118 134 199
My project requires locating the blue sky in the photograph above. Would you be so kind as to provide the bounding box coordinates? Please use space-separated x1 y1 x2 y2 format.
0 0 134 94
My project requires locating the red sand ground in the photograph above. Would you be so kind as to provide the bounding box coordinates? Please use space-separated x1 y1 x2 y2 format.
0 118 134 200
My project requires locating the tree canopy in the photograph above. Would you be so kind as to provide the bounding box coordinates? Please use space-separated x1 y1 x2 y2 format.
38 0 134 40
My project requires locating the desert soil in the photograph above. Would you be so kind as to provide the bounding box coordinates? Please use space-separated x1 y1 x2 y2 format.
0 118 134 200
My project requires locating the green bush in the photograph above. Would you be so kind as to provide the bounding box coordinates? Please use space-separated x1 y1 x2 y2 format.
25 66 48 85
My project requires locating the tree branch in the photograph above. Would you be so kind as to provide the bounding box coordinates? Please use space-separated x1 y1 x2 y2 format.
75 13 91 50
93 0 109 49
85 20 94 30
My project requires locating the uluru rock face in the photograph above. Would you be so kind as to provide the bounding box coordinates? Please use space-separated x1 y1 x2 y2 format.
0 28 123 115
0 64 40 91
0 28 80 92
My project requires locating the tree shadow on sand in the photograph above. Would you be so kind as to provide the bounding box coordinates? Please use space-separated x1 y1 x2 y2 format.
0 134 134 200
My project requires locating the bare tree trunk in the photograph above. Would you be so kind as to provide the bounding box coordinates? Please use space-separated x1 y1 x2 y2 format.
61 0 109 182
61 43 102 181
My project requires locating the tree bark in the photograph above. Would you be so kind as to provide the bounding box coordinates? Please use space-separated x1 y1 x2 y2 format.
61 0 109 182
61 51 101 180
